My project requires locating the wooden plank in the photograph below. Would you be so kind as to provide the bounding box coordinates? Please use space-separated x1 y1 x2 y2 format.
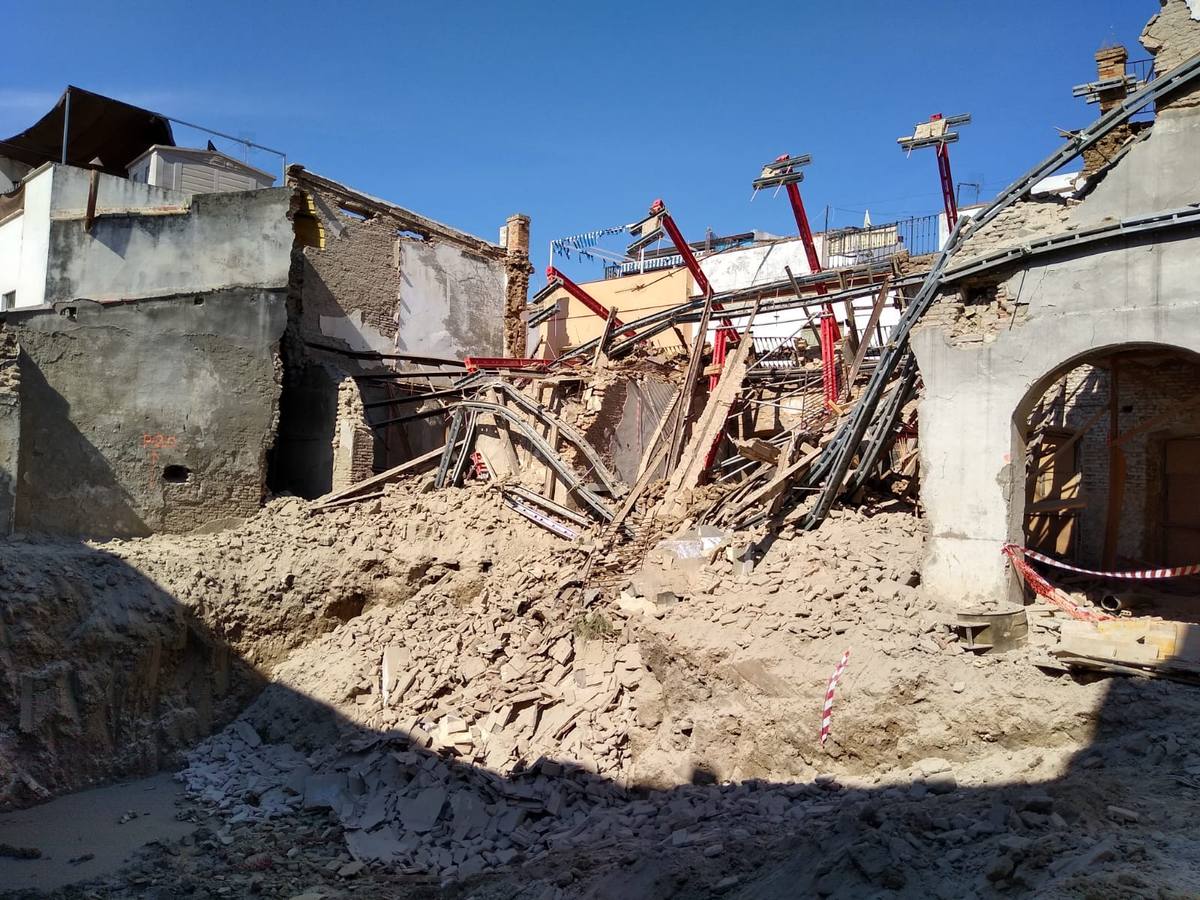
724 445 823 520
1034 407 1106 477
765 431 801 519
610 443 669 532
664 300 761 498
1026 497 1088 514
845 275 891 392
488 387 522 476
541 385 560 499
592 306 619 369
1103 358 1124 568
666 289 718 470
316 440 461 506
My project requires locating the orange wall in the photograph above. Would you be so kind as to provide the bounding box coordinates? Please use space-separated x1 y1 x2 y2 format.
540 268 694 356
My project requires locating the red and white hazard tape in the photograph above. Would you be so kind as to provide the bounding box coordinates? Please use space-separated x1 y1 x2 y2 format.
1002 545 1112 622
819 648 851 747
1003 543 1200 580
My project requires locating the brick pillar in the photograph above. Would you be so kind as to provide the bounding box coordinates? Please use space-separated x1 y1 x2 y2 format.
502 213 533 358
331 378 375 491
1083 45 1132 176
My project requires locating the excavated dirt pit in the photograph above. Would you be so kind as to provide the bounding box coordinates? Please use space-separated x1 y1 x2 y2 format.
3 482 1200 898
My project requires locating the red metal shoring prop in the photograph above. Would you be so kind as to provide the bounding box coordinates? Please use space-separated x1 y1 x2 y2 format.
647 200 738 390
775 157 839 407
545 266 637 338
931 115 959 227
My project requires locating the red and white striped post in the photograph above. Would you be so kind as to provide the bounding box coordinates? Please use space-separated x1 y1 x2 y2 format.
819 648 851 747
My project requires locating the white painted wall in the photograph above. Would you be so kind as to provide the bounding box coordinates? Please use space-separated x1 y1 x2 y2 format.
0 215 21 304
0 166 56 308
697 234 902 343
0 165 202 309
700 237 821 294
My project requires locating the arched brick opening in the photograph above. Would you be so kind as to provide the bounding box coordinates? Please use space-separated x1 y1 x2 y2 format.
1010 343 1200 620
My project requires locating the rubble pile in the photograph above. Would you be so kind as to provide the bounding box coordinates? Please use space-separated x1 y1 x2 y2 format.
8 480 1200 897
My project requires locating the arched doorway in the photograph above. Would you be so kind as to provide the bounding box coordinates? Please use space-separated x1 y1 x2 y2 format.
1014 343 1200 619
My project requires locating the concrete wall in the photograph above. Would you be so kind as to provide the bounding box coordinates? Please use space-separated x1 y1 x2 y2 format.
912 103 1200 608
7 290 286 538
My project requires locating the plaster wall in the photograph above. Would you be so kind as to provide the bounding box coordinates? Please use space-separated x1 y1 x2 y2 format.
0 215 20 302
0 165 206 309
397 239 505 360
6 290 286 538
296 214 402 358
44 184 294 305
49 164 189 215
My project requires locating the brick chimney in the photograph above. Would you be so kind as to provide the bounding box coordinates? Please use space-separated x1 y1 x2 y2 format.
1094 45 1129 112
1083 45 1133 176
502 213 533 357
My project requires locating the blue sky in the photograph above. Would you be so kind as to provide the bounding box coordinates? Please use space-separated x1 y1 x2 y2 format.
1 1 1155 284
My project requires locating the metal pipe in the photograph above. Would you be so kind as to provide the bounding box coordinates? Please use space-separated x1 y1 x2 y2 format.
60 87 70 165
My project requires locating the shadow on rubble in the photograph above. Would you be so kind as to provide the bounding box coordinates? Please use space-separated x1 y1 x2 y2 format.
1 540 1197 900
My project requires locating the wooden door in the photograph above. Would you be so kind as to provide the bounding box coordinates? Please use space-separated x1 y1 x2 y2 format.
1164 438 1200 565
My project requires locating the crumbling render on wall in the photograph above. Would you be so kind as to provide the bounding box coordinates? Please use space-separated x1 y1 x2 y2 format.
918 279 1031 346
286 165 509 363
275 167 518 498
1143 0 1200 110
501 214 533 356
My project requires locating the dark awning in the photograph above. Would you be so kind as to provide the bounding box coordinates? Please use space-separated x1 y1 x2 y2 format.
0 86 174 176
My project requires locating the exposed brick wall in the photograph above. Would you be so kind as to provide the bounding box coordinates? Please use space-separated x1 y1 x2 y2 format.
297 212 403 350
1036 354 1200 566
331 377 377 491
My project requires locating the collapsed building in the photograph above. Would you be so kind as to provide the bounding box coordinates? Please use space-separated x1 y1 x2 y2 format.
5 3 1200 897
0 87 530 537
